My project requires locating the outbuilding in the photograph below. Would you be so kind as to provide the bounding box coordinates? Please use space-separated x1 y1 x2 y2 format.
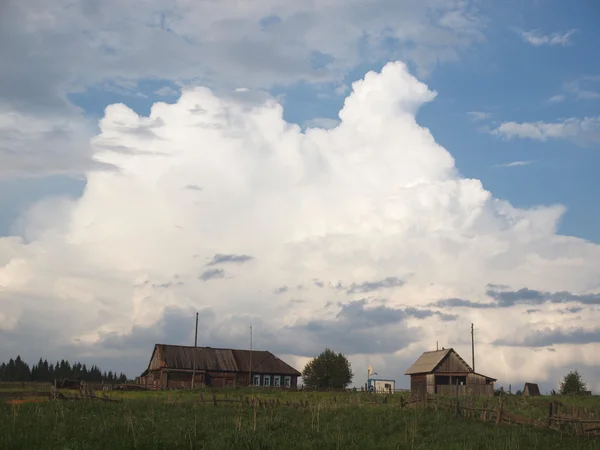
404 348 496 397
523 382 541 396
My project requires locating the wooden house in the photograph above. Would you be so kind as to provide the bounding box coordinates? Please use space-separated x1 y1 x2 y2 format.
138 344 301 390
404 348 496 397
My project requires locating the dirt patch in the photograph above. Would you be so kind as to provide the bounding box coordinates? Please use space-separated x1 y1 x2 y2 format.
0 391 50 399
5 398 47 405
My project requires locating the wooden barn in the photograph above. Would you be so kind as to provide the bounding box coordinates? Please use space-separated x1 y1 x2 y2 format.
138 344 301 390
405 348 496 397
523 382 541 396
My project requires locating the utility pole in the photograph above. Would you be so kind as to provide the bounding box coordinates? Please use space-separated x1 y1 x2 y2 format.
471 323 475 373
192 312 198 389
249 324 253 387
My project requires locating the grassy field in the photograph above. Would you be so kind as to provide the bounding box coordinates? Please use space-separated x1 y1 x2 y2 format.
1 388 600 449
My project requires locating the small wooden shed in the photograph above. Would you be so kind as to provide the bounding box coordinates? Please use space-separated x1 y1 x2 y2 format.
405 348 496 397
523 382 541 396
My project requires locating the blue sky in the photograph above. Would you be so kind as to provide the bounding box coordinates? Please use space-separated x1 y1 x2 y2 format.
3 0 599 242
2 0 600 390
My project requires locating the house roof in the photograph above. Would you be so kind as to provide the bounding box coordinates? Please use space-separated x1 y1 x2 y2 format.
143 344 301 376
471 372 497 382
523 382 541 395
404 348 454 375
404 348 497 381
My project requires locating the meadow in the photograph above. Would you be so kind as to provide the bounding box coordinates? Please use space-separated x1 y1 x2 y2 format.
1 387 600 449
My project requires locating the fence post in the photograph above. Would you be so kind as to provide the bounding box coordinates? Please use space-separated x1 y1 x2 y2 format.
212 392 217 406
547 402 553 428
455 379 460 417
496 395 504 426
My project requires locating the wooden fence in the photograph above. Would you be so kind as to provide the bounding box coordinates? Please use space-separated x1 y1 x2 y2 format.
0 382 52 390
0 381 127 391
421 395 600 436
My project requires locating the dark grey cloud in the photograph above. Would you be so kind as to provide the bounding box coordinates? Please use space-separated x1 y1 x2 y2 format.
199 268 225 281
206 253 254 266
273 285 288 294
101 306 212 351
313 279 324 288
37 298 454 378
433 297 494 309
335 300 456 326
494 327 600 348
177 299 453 358
487 288 600 307
151 280 184 289
345 276 405 295
184 184 202 191
276 300 455 356
432 288 600 310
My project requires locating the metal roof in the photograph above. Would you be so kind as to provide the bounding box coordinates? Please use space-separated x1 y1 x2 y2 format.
161 345 239 372
148 344 301 376
404 348 453 375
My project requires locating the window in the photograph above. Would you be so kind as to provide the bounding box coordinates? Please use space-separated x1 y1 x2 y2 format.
253 374 260 386
274 376 281 387
263 375 270 386
284 376 291 388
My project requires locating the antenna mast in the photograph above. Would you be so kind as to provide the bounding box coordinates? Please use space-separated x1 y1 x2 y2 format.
471 323 475 372
192 312 198 389
249 324 253 386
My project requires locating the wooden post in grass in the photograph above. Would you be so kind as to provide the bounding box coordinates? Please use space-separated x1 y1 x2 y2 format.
455 379 460 417
192 312 198 389
212 392 217 406
548 402 553 428
496 395 504 426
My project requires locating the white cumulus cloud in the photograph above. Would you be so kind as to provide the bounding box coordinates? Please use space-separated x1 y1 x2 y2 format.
0 0 486 177
2 62 600 391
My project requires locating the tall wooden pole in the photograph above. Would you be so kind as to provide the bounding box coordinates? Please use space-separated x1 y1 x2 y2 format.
471 323 475 372
192 312 198 389
249 324 253 386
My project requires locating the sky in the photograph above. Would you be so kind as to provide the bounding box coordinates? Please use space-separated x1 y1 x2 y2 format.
1 0 600 394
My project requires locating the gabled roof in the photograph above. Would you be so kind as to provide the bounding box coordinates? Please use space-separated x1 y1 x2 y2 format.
523 382 541 395
404 348 471 375
142 344 301 376
405 348 451 375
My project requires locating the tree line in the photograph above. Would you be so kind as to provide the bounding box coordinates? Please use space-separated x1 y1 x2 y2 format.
0 355 128 383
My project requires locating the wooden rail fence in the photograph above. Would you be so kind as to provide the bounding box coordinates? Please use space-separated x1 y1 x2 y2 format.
420 395 600 436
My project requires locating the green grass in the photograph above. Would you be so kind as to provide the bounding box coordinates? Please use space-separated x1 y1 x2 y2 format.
1 391 599 449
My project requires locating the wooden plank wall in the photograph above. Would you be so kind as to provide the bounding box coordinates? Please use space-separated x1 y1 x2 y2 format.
437 384 494 397
436 352 471 373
